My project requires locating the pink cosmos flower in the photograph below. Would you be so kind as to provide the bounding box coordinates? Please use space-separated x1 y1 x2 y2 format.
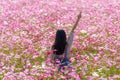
38 75 44 80
3 76 17 80
87 76 94 80
47 49 57 56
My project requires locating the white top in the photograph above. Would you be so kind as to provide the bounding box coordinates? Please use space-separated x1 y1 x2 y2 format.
64 32 74 58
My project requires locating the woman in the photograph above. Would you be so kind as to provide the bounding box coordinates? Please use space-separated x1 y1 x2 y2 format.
50 12 82 72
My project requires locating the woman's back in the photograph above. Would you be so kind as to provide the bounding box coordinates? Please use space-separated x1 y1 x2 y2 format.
50 31 74 57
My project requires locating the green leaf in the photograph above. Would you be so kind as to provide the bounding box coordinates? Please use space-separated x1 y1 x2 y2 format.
4 50 10 54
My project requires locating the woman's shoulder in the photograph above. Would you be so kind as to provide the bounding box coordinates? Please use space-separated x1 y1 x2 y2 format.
69 31 74 35
68 31 74 39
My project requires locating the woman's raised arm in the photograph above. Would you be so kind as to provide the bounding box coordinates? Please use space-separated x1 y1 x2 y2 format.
71 12 82 32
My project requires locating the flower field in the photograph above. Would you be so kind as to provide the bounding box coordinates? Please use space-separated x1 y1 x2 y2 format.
0 0 120 80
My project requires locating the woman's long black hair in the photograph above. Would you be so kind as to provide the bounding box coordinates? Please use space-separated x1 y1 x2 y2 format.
52 29 67 55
